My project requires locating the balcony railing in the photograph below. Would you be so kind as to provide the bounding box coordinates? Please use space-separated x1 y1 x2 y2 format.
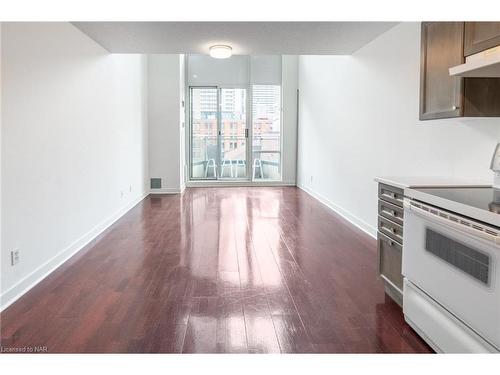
191 135 281 180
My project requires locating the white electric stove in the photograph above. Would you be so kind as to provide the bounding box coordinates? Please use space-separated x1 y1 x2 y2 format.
403 186 500 353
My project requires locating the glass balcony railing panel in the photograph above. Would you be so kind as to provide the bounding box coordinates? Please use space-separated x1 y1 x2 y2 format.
219 137 247 179
252 151 281 180
191 136 218 179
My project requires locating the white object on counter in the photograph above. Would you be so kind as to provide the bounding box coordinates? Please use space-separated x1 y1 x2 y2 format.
490 143 500 189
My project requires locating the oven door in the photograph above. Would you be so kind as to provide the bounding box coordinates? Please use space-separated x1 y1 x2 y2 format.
403 199 500 350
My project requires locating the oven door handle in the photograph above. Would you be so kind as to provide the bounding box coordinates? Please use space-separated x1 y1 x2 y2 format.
406 200 500 245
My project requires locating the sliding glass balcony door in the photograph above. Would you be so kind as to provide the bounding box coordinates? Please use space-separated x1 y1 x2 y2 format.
190 87 249 180
190 87 218 179
187 54 283 183
251 85 281 181
219 88 248 179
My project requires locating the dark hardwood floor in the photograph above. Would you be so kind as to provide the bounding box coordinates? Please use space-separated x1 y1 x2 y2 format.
0 187 432 353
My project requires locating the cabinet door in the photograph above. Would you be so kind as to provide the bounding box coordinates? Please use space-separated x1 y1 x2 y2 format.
464 22 500 56
420 22 464 120
377 233 403 292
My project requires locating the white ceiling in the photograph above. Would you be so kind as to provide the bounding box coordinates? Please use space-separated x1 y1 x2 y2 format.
72 22 397 55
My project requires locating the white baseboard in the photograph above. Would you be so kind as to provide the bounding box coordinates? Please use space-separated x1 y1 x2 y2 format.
297 184 377 239
149 187 183 194
185 180 296 188
0 191 149 312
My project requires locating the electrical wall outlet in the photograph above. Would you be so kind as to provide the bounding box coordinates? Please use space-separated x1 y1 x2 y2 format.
11 249 20 266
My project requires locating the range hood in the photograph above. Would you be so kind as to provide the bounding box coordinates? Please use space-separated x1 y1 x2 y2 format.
449 45 500 77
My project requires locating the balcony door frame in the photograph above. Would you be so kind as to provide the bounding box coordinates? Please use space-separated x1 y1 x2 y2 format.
188 85 252 182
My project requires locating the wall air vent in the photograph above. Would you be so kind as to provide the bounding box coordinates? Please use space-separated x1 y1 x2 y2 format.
150 178 162 189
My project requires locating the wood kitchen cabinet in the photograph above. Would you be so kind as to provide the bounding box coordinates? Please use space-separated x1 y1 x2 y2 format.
420 22 500 120
464 22 500 56
420 22 464 120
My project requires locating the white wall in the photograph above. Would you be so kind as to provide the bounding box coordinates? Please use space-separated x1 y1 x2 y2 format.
1 23 149 309
297 22 500 237
282 55 298 184
179 55 186 190
148 54 185 193
0 23 3 272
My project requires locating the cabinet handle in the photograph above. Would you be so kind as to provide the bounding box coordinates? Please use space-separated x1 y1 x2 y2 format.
452 105 460 110
383 208 398 217
380 236 395 247
382 225 398 236
384 191 396 199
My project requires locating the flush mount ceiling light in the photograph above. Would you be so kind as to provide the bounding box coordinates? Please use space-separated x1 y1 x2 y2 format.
209 45 232 59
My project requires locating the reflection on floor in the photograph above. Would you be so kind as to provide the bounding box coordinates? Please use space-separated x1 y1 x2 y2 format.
0 187 432 353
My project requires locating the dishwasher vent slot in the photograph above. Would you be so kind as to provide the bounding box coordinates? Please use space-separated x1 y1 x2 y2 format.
425 229 490 285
